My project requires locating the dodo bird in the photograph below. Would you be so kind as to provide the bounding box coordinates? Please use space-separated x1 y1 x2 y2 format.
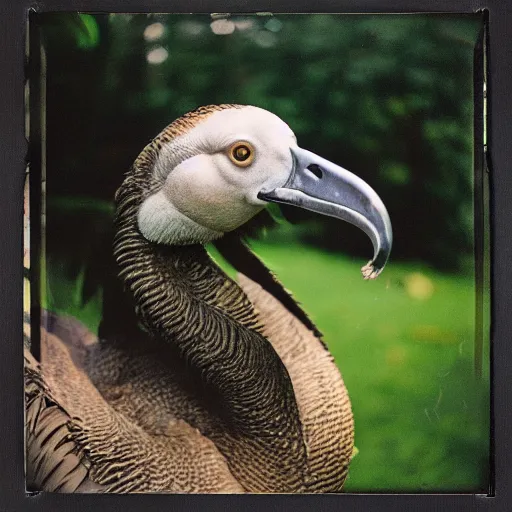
25 104 392 493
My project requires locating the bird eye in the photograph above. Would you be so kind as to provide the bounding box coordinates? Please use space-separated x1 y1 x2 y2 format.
228 142 255 167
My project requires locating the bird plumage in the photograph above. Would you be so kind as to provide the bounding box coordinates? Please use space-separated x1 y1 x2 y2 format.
25 264 353 493
25 349 101 493
26 313 243 493
25 104 391 493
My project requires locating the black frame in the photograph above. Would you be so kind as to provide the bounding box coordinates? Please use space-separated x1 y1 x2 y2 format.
1 1 509 511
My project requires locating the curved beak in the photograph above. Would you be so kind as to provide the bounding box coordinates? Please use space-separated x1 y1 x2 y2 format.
257 146 393 279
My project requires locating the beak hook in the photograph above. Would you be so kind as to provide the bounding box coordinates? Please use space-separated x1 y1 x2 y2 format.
258 147 393 279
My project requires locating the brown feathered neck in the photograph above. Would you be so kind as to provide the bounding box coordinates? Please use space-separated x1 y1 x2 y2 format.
111 106 309 491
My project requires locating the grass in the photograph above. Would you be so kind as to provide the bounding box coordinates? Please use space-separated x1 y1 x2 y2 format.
247 240 490 492
45 236 490 493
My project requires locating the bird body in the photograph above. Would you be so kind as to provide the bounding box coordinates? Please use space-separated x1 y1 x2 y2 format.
25 105 392 493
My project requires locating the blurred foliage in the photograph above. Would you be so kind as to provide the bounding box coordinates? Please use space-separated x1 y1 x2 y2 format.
40 13 482 271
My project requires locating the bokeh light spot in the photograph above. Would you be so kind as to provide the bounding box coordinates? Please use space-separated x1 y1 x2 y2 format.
144 22 165 42
252 30 277 48
404 272 435 300
146 47 168 65
210 19 235 35
234 19 255 31
265 18 283 32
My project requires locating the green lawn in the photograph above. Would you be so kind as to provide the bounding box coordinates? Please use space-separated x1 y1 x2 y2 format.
46 236 490 493
245 239 490 492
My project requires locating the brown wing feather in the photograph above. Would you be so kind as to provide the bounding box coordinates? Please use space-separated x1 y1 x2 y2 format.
24 350 103 493
237 273 354 492
34 285 352 492
27 314 243 493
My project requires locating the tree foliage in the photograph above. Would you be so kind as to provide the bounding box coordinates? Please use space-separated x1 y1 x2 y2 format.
41 13 482 271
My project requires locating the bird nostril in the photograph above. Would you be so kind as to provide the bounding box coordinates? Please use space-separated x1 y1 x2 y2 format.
307 164 323 179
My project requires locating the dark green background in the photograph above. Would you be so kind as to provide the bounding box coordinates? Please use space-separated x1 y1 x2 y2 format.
38 13 489 492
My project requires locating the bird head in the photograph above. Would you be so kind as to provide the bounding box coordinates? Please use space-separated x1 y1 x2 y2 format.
136 105 392 278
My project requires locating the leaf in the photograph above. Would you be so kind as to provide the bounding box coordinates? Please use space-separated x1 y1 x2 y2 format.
76 14 100 49
266 203 289 225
